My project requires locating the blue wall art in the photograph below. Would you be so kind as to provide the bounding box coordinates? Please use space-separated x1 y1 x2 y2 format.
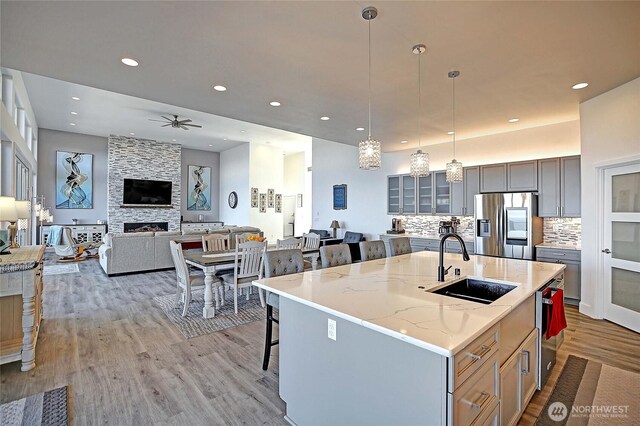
56 151 93 209
187 165 211 211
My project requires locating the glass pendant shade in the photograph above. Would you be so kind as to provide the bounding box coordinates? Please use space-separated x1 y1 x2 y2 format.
446 159 463 183
410 149 430 177
359 136 381 170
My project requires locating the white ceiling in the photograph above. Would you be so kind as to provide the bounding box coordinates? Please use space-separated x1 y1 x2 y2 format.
18 71 310 153
2 1 639 152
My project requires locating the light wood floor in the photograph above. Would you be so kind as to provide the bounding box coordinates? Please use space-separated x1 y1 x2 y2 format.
1 258 638 425
520 302 640 425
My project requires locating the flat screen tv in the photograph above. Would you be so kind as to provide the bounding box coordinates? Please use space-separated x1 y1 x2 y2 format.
122 179 172 206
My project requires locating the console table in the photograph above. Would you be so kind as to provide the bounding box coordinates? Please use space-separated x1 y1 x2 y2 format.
181 221 224 232
0 245 45 371
40 224 107 247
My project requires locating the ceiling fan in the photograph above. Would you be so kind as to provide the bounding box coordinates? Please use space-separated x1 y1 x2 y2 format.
149 114 202 130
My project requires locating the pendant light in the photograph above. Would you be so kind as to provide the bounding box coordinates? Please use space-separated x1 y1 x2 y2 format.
410 44 429 177
446 70 463 183
358 6 382 170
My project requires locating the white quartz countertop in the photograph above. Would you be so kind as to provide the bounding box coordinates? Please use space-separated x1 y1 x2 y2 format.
536 242 581 251
253 251 564 357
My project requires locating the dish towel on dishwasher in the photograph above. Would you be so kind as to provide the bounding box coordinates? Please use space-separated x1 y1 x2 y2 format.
546 288 567 339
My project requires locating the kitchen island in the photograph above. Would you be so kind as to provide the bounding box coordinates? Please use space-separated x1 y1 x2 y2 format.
253 251 565 425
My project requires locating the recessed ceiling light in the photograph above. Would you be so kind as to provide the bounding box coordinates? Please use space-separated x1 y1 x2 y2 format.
223 138 227 141
400 140 408 144
208 144 213 147
320 116 330 121
269 101 281 107
508 118 520 123
213 85 227 92
121 57 139 67
447 131 455 135
69 123 76 126
129 132 135 136
356 127 365 131
70 111 78 115
572 82 588 90
172 139 177 142
71 96 80 101
240 130 246 133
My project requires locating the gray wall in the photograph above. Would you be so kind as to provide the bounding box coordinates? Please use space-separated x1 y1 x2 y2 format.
37 128 108 224
107 135 182 233
181 148 220 222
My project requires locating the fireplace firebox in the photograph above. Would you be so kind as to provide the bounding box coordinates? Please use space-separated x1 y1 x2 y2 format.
124 222 169 233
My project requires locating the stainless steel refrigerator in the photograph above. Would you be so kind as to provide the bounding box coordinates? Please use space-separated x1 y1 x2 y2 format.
474 192 543 260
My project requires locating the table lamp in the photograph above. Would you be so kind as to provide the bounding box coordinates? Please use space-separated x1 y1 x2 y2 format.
0 196 18 254
15 200 31 248
330 220 340 238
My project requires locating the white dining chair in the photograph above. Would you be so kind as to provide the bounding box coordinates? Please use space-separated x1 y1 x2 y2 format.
302 232 321 249
235 232 261 247
276 237 303 250
202 234 229 252
170 240 218 317
220 240 267 314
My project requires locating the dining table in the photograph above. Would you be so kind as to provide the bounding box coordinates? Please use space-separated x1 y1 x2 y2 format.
184 246 321 318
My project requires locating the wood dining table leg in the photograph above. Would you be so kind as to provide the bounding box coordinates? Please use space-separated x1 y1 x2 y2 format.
203 272 216 318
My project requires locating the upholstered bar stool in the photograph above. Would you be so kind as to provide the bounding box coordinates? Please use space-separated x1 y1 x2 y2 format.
261 248 304 370
389 236 412 256
319 243 352 268
359 240 387 261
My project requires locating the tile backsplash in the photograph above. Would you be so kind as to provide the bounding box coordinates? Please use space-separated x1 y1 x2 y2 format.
394 215 581 245
395 215 475 239
542 217 581 246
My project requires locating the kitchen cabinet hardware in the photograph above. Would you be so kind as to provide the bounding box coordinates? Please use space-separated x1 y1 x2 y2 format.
463 391 491 409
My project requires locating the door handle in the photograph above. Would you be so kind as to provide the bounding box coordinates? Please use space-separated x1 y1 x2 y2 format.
556 206 560 216
602 249 611 254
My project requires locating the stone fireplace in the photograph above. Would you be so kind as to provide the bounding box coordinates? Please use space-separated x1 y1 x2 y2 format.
107 135 181 233
124 222 169 233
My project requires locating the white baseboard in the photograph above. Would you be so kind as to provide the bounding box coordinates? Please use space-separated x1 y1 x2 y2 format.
579 301 602 319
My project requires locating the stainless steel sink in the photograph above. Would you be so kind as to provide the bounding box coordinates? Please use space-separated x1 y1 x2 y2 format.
432 278 516 304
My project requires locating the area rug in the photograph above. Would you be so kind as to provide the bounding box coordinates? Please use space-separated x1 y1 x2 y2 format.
153 288 265 339
0 386 69 426
43 263 79 276
536 355 640 425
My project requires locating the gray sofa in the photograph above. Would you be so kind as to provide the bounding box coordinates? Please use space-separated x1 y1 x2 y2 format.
98 226 262 275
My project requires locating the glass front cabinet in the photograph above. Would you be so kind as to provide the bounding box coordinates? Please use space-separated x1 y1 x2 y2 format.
387 174 416 214
388 172 452 215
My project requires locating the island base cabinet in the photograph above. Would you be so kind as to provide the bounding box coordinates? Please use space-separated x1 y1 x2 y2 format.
500 329 539 426
448 352 500 426
279 298 448 425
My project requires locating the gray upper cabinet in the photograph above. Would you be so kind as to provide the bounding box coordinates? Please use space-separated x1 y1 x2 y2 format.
538 158 561 217
560 156 581 217
417 175 434 214
388 175 401 214
480 164 508 193
537 156 581 217
507 161 538 192
433 171 451 214
450 180 464 216
387 174 416 214
463 167 480 216
452 166 480 216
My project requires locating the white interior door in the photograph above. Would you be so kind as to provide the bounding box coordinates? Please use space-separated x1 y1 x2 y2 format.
603 162 640 332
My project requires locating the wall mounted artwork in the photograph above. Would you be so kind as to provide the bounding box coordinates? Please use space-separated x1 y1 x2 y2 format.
275 194 282 213
251 187 259 208
259 193 267 213
56 151 93 209
333 184 347 210
187 165 212 211
268 189 275 208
